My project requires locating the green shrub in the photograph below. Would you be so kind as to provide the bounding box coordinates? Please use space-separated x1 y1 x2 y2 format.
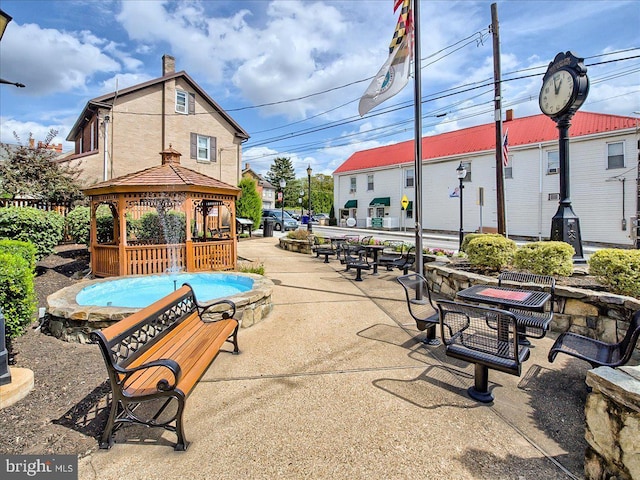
66 206 90 245
513 241 575 276
0 206 64 259
0 252 37 338
138 211 186 243
287 230 312 240
96 207 114 243
589 249 640 299
0 240 37 272
460 233 504 253
466 235 517 271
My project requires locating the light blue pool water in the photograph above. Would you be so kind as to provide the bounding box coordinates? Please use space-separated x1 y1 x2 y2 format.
76 273 254 308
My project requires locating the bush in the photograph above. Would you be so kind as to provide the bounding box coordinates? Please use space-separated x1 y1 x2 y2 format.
0 239 37 272
513 241 575 276
0 206 64 259
466 235 516 271
66 206 90 245
138 211 186 243
460 233 504 253
589 249 640 299
0 252 37 339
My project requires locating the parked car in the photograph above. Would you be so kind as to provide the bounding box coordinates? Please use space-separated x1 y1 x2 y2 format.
260 209 299 231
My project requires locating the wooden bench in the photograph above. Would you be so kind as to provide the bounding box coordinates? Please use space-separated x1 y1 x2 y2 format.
90 284 239 451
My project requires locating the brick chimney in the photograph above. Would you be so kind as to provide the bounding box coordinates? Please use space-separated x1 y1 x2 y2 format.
505 109 514 122
162 54 175 76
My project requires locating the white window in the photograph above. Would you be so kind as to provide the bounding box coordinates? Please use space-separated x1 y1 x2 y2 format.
607 142 624 169
504 166 513 179
367 174 374 191
90 120 95 151
547 151 559 174
350 177 356 193
405 168 414 188
176 90 187 114
197 136 210 161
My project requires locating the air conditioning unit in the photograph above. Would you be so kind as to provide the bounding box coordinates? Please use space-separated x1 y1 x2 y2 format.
548 167 559 174
349 189 356 193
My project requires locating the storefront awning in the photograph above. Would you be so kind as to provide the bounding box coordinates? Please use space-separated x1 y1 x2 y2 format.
344 199 358 209
369 197 390 207
404 201 413 211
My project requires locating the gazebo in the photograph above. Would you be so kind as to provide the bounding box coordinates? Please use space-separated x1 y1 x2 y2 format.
83 147 241 277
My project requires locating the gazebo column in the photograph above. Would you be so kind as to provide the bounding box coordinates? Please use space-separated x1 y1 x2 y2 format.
117 196 127 276
185 197 195 272
90 201 98 275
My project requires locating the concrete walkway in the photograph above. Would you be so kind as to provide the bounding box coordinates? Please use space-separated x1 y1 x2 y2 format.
79 237 590 479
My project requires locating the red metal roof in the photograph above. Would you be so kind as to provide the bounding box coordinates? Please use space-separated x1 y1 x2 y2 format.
333 111 637 174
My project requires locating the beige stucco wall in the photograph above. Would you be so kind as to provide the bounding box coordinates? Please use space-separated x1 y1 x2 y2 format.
65 77 243 187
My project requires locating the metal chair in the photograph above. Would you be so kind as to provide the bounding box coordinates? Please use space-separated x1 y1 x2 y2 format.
340 244 372 281
390 245 415 274
437 300 530 403
397 273 440 346
498 272 555 339
548 310 640 368
378 241 405 271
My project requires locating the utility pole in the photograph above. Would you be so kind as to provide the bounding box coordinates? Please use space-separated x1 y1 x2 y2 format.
491 3 506 235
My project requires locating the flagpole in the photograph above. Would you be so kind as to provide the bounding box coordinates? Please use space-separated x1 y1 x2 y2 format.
413 0 424 278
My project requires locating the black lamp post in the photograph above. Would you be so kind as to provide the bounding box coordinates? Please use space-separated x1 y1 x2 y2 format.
279 178 286 231
299 190 304 220
307 165 313 233
456 162 467 250
0 9 25 88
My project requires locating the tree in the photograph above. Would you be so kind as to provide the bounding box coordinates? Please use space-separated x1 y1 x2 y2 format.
236 177 262 229
0 130 83 204
309 173 333 215
265 157 295 208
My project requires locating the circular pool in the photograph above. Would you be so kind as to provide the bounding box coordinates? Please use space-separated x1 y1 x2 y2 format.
76 273 254 308
47 272 274 342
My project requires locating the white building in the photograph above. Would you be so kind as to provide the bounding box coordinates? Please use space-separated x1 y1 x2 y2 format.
333 111 639 247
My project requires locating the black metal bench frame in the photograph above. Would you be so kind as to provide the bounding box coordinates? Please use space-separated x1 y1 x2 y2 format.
341 244 373 281
437 300 530 403
90 284 239 451
548 309 640 368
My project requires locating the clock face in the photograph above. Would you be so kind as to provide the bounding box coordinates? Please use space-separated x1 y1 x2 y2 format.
539 69 575 116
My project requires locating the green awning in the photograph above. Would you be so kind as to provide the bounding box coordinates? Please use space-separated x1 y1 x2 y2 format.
369 197 390 207
404 201 413 211
344 199 358 209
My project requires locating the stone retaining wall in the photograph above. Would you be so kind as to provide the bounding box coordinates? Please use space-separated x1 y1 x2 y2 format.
584 366 640 479
424 262 640 345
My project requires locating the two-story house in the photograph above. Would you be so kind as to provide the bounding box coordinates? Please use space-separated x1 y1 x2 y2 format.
241 162 276 209
334 111 639 247
62 55 249 187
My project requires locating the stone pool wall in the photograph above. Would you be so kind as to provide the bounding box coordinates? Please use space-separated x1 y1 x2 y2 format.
46 273 274 343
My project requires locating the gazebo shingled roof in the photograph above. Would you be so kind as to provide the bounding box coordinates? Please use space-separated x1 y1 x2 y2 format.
83 146 241 196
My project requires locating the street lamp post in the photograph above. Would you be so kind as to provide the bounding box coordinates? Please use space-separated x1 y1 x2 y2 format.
0 9 25 88
279 178 286 231
456 163 467 250
306 165 313 233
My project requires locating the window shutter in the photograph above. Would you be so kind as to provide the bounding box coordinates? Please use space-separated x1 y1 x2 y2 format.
190 133 197 159
210 136 217 162
188 93 195 115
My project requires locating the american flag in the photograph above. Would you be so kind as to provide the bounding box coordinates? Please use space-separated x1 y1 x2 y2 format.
502 129 509 167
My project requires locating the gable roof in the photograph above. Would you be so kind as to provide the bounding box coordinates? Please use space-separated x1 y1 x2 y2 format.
333 111 637 174
66 71 249 141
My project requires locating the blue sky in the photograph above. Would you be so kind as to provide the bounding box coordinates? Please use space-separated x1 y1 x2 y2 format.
0 0 638 177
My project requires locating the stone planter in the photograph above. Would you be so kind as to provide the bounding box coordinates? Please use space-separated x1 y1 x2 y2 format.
424 263 640 345
278 237 312 255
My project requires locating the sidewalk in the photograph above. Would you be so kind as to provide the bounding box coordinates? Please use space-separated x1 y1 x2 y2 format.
79 237 589 479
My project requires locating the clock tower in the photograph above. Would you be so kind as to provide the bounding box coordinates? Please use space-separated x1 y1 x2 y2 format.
539 51 590 263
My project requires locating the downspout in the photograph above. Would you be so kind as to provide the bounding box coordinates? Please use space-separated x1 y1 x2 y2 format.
103 114 110 182
538 143 543 240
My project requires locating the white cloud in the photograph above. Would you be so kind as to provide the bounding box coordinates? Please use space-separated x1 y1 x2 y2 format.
0 117 73 150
